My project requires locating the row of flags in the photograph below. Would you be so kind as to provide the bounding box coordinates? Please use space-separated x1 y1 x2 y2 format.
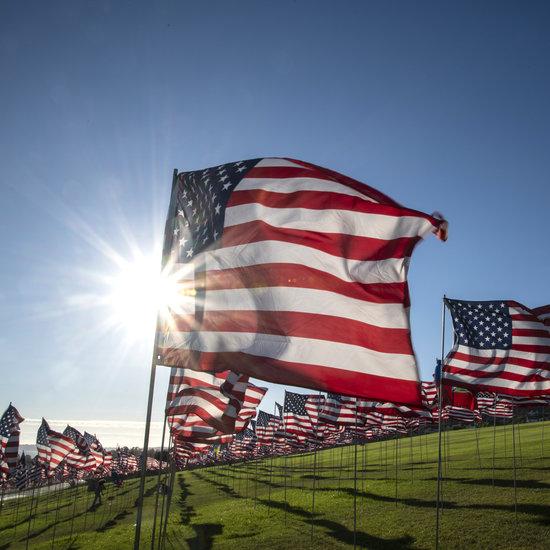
2 367 549 488
164 363 550 468
0 405 162 492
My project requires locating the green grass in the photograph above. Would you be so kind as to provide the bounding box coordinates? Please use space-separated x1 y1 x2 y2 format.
1 421 549 549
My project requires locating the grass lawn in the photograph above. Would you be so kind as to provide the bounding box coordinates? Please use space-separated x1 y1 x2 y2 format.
1 420 549 549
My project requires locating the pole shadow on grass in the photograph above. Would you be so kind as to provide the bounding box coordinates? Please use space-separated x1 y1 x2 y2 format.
176 476 224 549
426 476 550 489
317 487 457 510
256 497 415 549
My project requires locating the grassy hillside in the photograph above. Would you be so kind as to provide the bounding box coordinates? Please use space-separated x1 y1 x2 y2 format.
1 421 549 549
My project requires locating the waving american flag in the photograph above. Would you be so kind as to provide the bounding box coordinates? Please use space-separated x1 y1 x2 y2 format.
158 158 446 405
443 299 550 397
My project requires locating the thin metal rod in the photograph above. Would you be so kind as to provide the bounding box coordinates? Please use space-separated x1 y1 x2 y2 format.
435 294 447 550
133 358 158 549
493 415 497 487
511 405 518 521
68 482 79 542
150 414 168 549
25 485 36 549
475 423 482 471
394 435 399 506
310 392 322 545
353 404 358 550
157 435 174 550
159 458 177 550
541 406 545 459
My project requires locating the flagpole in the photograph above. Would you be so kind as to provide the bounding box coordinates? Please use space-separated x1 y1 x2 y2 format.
24 484 36 549
541 406 545 458
511 404 518 521
435 294 447 550
353 404 358 550
474 422 482 471
310 391 322 545
150 414 168 549
157 434 174 550
134 168 179 550
394 433 399 506
493 411 497 488
159 454 177 550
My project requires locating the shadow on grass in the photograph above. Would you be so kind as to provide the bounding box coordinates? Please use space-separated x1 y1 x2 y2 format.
95 509 131 532
178 475 197 525
426 476 550 490
186 523 223 549
319 487 456 509
256 498 415 549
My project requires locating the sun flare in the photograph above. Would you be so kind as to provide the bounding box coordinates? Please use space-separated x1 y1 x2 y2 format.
105 254 193 341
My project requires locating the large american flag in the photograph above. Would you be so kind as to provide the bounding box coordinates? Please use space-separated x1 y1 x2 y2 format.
443 299 550 397
533 305 550 326
157 158 446 405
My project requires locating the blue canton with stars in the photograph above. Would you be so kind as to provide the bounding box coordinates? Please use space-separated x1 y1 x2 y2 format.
446 299 512 350
169 159 260 261
284 392 310 415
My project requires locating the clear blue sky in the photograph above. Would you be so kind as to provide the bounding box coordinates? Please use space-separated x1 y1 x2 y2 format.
1 1 549 441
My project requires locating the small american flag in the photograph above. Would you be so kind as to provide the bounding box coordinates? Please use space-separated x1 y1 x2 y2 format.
319 394 358 426
283 391 317 443
421 381 438 409
36 419 51 466
166 368 248 433
256 410 280 446
443 299 550 397
158 158 446 405
477 393 514 419
46 428 75 471
0 404 24 476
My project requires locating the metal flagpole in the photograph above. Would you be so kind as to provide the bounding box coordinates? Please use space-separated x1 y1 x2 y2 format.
353 404 359 550
517 415 524 467
511 405 518 521
150 414 168 549
159 456 177 550
474 423 482 471
134 168 178 550
157 435 174 550
25 485 36 550
541 406 545 458
394 434 399 506
435 295 447 550
50 476 64 550
492 413 497 487
68 481 79 543
268 402 277 501
310 391 322 545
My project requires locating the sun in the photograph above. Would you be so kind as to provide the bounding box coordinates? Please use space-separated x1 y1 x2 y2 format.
105 253 193 342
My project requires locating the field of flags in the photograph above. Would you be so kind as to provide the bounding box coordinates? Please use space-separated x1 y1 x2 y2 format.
0 404 548 548
2 158 549 548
